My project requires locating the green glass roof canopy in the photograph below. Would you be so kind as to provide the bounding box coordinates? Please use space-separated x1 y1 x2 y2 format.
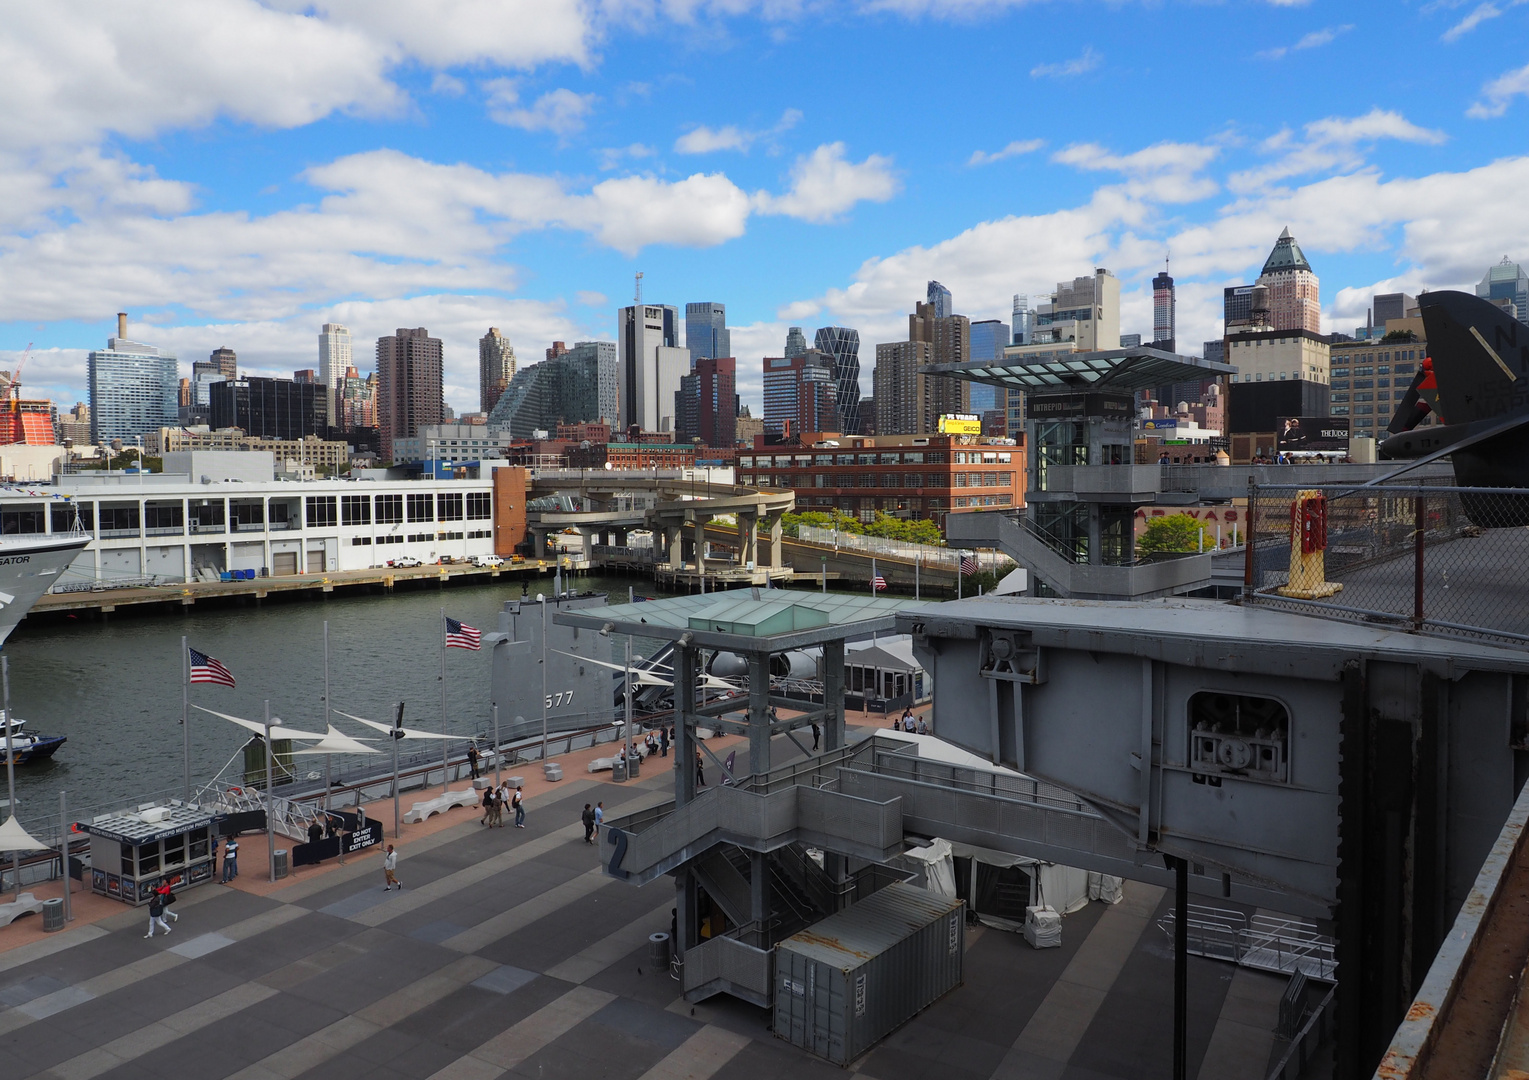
928 346 1234 394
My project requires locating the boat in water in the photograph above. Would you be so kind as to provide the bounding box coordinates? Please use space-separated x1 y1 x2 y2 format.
0 712 65 764
0 528 92 648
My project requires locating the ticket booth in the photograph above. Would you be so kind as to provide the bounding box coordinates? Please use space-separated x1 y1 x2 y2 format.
83 804 218 905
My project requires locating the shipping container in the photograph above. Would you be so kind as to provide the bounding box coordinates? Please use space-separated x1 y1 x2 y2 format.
774 882 965 1065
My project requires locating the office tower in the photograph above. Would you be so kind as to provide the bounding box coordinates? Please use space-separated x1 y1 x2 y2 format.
87 312 179 444
1153 266 1176 352
675 355 737 446
685 302 730 363
377 327 444 462
1120 334 1143 348
203 347 238 381
1255 227 1321 333
479 327 517 415
1032 269 1120 351
335 366 377 431
784 326 808 359
763 352 837 436
1204 340 1225 366
968 320 1008 413
618 303 684 431
1476 258 1529 324
814 326 862 437
1011 295 1034 345
209 377 327 439
1373 292 1417 326
177 378 191 408
926 280 953 319
486 341 621 438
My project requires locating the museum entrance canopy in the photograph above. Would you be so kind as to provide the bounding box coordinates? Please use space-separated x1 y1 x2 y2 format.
928 346 1234 394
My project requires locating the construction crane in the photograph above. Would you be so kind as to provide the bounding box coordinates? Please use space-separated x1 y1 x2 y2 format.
4 343 31 444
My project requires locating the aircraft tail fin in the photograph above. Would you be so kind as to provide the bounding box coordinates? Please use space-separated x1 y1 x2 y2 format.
1418 290 1529 426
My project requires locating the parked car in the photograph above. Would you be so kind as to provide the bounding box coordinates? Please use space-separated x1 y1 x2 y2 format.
470 555 504 568
391 556 423 568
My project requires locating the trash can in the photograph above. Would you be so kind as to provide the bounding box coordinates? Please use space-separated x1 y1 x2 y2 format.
612 760 627 783
274 849 289 879
627 757 640 780
648 931 670 968
42 897 64 933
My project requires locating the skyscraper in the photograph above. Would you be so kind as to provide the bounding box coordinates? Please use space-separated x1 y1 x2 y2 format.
191 347 238 409
318 324 350 390
210 377 327 440
926 280 953 319
1476 257 1529 324
685 302 730 363
1032 270 1120 351
676 356 737 446
88 312 178 444
488 341 620 439
873 341 930 437
1255 227 1321 333
968 320 1008 413
763 353 836 437
335 366 377 431
909 298 970 426
1011 295 1034 345
1153 266 1176 352
618 304 685 432
479 327 517 415
1373 292 1417 326
783 326 808 359
377 327 444 463
814 326 862 437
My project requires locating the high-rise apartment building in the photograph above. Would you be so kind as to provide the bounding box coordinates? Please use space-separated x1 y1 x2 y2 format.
968 320 1008 413
487 341 620 439
479 327 516 415
1011 295 1034 345
1255 227 1321 334
377 327 444 463
1476 257 1529 324
209 376 327 440
684 302 730 363
317 324 349 429
293 369 319 383
1153 266 1176 352
675 356 737 446
546 341 570 362
783 326 808 359
1033 269 1120 351
873 340 931 437
202 347 238 381
909 298 970 425
763 352 837 437
814 326 862 438
335 366 378 431
926 280 953 319
87 313 179 444
618 304 685 432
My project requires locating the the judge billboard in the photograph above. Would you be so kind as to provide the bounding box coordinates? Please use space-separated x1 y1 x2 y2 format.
1276 416 1350 453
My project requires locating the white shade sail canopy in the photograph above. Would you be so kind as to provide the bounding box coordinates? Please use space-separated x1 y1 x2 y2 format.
555 650 673 687
0 815 48 853
291 725 381 756
334 710 456 741
192 705 328 741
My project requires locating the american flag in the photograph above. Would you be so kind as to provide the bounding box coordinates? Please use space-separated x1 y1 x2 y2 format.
873 574 887 591
445 617 482 651
960 554 979 577
188 647 236 688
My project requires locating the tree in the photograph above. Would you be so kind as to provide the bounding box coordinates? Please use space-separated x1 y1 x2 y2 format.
1137 514 1211 554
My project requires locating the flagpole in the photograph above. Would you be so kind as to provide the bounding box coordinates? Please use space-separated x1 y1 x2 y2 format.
323 621 331 812
871 557 876 597
3 656 16 897
264 699 275 884
440 608 449 793
182 635 190 803
492 703 501 787
957 552 963 600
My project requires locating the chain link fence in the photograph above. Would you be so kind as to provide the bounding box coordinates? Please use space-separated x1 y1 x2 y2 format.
1243 483 1529 648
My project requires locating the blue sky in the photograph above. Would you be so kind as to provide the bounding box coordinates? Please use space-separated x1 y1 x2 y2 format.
2 0 1528 415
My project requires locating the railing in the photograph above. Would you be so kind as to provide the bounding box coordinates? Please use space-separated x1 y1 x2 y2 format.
190 522 227 534
681 931 774 1005
1158 904 1336 979
1244 483 1529 649
145 526 185 537
1268 984 1337 1080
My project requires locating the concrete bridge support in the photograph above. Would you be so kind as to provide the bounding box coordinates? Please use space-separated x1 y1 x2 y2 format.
737 511 758 568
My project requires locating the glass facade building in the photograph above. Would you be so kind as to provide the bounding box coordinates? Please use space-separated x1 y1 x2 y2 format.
88 335 179 445
684 302 730 363
814 326 862 436
1477 258 1529 325
967 320 1008 413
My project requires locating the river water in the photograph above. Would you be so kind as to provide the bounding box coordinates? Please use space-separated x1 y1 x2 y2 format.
2 573 679 827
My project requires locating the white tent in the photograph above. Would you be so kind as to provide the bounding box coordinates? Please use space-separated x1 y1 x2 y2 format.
335 710 456 741
0 815 47 853
902 838 958 899
192 705 327 741
290 726 381 756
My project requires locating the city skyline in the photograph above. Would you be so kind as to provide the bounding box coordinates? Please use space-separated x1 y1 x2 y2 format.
1 4 1527 417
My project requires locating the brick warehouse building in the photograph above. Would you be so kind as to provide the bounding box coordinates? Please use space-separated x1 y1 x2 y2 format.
737 433 1024 527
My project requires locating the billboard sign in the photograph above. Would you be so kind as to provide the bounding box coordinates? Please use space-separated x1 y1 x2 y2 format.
938 414 983 435
1142 418 1178 432
1276 417 1351 453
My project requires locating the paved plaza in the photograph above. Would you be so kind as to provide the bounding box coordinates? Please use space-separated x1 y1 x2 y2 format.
0 733 1287 1080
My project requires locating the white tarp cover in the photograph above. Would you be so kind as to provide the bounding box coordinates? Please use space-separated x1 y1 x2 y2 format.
902 838 958 899
0 814 48 853
940 839 1108 930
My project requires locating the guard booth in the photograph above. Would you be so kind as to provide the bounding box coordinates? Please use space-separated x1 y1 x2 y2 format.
82 803 218 905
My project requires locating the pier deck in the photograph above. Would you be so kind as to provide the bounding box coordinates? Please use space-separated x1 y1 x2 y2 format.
0 720 1286 1080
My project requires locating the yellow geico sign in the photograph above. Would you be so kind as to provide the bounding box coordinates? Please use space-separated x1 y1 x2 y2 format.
938 414 983 435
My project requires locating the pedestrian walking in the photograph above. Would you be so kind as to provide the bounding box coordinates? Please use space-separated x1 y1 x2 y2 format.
917 715 929 736
594 802 604 841
467 744 481 780
307 820 323 846
695 749 705 788
144 892 172 938
493 784 507 828
811 721 820 752
221 838 240 883
660 727 669 758
582 803 596 844
383 844 400 890
512 785 525 828
480 787 494 827
153 879 180 924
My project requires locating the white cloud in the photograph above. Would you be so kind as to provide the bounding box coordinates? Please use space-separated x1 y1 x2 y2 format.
596 143 658 170
576 291 608 307
1230 108 1447 191
1052 141 1221 203
753 143 899 223
484 81 597 135
1468 61 1529 117
674 109 802 154
431 73 467 96
1443 0 1526 41
1258 23 1353 60
967 139 1045 167
1030 47 1099 79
